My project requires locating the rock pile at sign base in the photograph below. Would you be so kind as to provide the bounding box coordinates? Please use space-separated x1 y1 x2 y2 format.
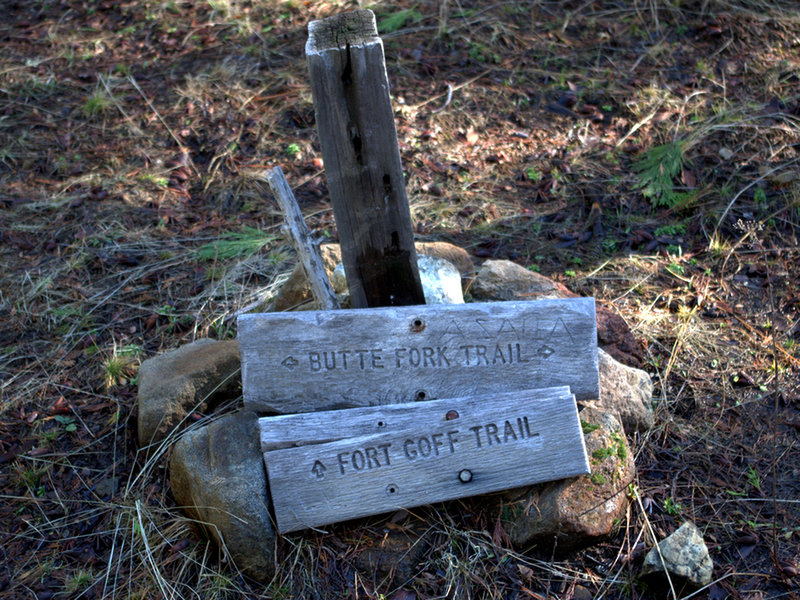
470 259 654 432
149 246 653 582
591 348 654 433
334 253 464 304
470 258 574 301
471 259 644 367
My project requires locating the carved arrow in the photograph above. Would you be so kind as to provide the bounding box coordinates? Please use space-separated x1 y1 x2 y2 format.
281 356 299 370
537 345 555 358
311 460 327 479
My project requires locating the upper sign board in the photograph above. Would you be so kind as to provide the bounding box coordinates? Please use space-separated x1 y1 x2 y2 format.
261 387 590 533
239 298 598 414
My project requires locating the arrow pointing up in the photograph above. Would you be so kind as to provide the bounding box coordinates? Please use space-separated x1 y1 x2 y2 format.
311 460 327 479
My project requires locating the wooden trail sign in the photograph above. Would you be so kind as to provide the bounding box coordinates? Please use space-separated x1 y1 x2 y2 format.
262 387 590 533
306 10 425 307
238 298 599 414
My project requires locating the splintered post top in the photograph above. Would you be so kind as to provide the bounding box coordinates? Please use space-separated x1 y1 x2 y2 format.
306 10 378 55
304 8 425 308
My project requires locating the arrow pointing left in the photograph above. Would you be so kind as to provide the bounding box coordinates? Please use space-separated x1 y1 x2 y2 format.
281 356 299 370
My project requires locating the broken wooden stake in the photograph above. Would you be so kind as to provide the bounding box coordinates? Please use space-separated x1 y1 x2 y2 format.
267 166 339 311
306 10 425 308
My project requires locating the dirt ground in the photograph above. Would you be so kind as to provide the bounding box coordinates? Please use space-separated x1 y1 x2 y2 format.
1 1 799 598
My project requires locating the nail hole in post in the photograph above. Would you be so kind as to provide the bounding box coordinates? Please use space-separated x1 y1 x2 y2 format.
414 390 427 402
386 484 398 495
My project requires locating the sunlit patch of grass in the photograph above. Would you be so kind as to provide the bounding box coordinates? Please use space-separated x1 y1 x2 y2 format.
376 7 423 34
137 173 169 188
15 462 49 497
16 73 59 102
207 0 229 15
707 230 733 256
0 145 18 169
103 344 142 389
196 227 280 261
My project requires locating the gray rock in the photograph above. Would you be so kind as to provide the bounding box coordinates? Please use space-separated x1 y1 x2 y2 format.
331 262 349 294
414 241 474 278
581 348 654 433
417 255 464 304
170 411 275 581
505 408 634 549
470 259 574 301
641 521 714 590
572 585 594 600
137 339 240 448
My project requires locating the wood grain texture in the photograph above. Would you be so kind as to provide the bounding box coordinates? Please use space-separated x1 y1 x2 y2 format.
239 298 599 414
260 386 571 451
264 389 590 533
266 166 339 311
306 10 424 307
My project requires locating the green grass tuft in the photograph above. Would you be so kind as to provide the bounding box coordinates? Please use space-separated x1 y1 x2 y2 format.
81 90 112 117
632 140 691 207
196 227 279 261
378 8 423 33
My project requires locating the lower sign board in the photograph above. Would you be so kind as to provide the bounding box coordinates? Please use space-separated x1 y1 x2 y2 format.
262 387 590 533
239 298 598 414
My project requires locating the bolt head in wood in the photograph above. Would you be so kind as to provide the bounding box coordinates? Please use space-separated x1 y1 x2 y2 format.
458 469 473 483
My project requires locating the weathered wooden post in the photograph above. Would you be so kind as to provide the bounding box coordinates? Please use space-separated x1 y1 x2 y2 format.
306 10 425 308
